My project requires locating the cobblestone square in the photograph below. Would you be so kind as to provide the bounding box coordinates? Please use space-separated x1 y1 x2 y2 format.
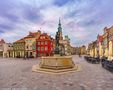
0 55 113 90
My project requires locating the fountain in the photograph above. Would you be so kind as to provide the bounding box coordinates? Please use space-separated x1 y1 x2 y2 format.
32 19 80 73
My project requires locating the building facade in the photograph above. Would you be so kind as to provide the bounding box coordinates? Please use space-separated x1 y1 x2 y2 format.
80 45 86 55
36 33 54 57
13 39 25 58
88 26 113 60
108 26 113 60
102 27 109 58
0 39 5 57
24 31 41 58
7 43 13 57
97 35 103 58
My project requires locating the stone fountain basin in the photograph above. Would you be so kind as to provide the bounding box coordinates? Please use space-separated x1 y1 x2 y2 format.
32 55 81 73
39 56 75 70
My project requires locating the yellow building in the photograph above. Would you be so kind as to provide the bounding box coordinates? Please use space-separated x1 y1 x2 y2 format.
80 45 86 55
102 27 109 58
108 41 113 60
99 43 103 58
88 41 97 58
97 35 103 58
108 26 113 60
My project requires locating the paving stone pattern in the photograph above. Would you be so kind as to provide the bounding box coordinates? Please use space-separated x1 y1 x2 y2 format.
0 56 113 90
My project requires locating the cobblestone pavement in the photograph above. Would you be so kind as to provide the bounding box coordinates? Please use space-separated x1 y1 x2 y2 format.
0 55 113 90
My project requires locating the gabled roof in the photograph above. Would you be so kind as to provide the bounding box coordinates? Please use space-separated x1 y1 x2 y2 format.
13 31 41 43
24 31 41 39
14 38 25 43
37 33 53 41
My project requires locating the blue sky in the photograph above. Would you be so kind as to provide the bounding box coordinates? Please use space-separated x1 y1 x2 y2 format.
0 0 113 46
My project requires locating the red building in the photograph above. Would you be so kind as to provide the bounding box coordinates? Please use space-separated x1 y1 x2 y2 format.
36 33 54 57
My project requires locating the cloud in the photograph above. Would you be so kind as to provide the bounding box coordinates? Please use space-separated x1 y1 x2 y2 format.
53 0 73 6
0 0 113 46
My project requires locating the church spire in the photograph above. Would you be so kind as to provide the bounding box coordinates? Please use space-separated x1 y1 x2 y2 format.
59 18 61 26
58 18 62 32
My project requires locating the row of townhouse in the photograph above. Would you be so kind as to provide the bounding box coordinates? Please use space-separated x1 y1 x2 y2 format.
13 31 55 58
87 26 113 61
0 30 55 58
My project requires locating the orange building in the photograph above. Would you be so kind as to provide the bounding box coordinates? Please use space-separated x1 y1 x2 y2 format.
24 30 41 58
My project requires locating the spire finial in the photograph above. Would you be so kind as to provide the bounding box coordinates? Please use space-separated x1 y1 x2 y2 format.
58 17 61 26
59 17 61 24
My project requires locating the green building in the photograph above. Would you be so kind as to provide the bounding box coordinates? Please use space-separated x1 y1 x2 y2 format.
13 38 25 58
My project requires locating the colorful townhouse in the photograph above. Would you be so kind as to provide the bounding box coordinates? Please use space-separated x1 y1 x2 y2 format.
97 35 103 58
80 45 86 55
36 33 54 57
108 26 113 60
24 30 41 58
102 27 109 58
0 39 13 58
13 38 25 58
87 41 97 58
7 43 13 57
59 35 72 55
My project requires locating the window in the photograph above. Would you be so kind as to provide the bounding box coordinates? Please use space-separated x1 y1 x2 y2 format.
38 54 40 57
41 42 44 45
45 47 48 51
30 45 32 48
45 41 48 45
51 47 53 51
38 47 40 51
41 47 44 51
26 45 29 49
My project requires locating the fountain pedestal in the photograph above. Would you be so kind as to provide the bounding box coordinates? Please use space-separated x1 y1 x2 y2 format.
32 55 80 73
40 55 74 70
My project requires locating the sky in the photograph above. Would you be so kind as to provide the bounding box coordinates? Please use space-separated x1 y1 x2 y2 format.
0 0 113 46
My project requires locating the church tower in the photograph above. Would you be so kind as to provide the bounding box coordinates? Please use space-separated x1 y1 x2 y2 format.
57 19 63 40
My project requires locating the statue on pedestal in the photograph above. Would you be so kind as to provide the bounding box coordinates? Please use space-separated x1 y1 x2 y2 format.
54 32 60 54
